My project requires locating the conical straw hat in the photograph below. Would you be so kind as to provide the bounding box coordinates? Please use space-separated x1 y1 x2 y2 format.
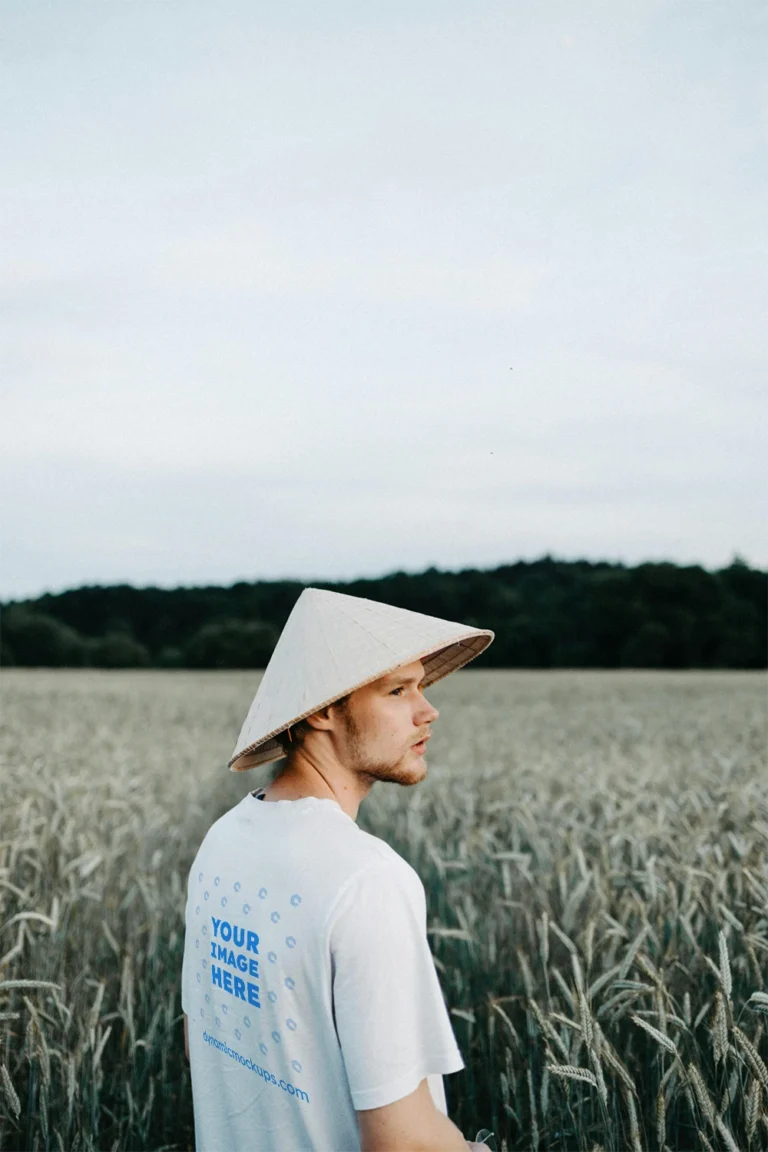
228 587 494 771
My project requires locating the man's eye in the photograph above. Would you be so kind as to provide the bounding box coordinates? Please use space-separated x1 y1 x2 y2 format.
391 687 405 696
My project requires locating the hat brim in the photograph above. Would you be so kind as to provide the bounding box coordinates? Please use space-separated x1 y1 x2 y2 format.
228 629 493 772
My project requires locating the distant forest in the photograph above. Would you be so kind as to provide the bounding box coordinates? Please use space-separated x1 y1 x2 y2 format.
1 556 765 669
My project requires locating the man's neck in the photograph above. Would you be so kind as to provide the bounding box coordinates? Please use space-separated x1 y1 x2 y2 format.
260 754 367 820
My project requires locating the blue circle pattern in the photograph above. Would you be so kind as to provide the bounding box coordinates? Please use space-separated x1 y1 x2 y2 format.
194 878 309 1058
202 925 207 935
292 1060 302 1073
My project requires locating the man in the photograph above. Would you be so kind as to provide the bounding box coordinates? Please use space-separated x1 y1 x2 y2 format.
181 587 494 1151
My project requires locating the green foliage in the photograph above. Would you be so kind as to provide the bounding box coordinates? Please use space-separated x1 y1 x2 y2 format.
0 607 91 667
619 621 670 667
0 637 16 665
183 618 278 669
0 607 152 669
2 558 765 669
89 632 152 669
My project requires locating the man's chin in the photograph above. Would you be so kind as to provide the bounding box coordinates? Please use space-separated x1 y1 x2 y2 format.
397 768 426 788
362 757 427 787
396 757 428 786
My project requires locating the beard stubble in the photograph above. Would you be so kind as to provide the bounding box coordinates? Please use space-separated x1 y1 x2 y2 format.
341 707 425 789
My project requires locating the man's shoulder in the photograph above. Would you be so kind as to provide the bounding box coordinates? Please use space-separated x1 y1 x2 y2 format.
355 828 419 879
333 832 425 908
198 795 248 837
185 796 252 874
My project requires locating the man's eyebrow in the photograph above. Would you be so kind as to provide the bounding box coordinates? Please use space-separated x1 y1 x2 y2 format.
384 671 425 686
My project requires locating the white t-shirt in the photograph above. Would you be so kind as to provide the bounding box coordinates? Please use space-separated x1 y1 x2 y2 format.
181 787 465 1152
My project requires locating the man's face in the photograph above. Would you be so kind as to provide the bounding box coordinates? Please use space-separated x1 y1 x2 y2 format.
332 659 439 787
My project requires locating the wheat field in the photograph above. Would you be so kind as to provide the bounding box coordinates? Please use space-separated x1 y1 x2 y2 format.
0 668 766 1151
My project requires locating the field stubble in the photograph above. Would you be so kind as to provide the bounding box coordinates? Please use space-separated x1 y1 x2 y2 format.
0 668 766 1151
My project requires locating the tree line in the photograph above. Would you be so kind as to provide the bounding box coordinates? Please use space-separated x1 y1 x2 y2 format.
0 556 765 669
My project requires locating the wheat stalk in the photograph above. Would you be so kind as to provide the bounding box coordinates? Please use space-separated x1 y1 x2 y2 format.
538 911 549 971
599 1038 637 1096
547 1064 599 1088
715 1115 740 1152
733 1026 768 1091
655 1087 666 1149
745 1077 761 1145
687 1061 716 1129
0 1063 20 1119
0 980 61 993
588 1048 608 1107
623 1086 642 1152
584 919 596 972
549 919 578 956
526 1066 539 1149
746 991 768 1016
711 991 729 1064
2 664 766 1151
718 931 732 1002
540 1063 550 1119
578 992 593 1050
630 1013 678 1055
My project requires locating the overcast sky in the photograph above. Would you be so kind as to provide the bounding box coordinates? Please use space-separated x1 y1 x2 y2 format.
1 1 766 601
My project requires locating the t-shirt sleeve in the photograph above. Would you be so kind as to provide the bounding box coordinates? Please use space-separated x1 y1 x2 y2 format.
328 861 465 1111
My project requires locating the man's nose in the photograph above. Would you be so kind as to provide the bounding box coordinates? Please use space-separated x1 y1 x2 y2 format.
419 698 439 724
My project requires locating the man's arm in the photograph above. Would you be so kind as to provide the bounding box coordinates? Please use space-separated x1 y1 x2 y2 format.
184 1012 189 1063
357 1077 483 1152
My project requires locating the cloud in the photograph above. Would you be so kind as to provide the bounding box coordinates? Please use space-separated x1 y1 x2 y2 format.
1 1 765 596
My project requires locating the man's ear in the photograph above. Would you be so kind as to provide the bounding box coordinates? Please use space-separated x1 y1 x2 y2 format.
302 705 335 732
303 698 349 732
